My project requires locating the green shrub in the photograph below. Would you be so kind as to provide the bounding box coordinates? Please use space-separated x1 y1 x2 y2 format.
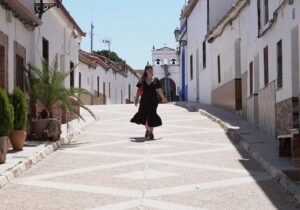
0 88 14 136
10 87 28 130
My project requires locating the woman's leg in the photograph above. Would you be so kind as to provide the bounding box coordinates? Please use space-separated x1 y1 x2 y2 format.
149 127 154 133
148 126 154 140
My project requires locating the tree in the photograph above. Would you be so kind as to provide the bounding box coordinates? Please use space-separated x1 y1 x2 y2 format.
25 57 96 121
94 50 126 64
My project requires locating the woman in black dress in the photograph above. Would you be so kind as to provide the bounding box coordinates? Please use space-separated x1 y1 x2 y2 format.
130 65 168 140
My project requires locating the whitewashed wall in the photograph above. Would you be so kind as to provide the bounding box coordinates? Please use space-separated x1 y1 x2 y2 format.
78 60 140 105
0 6 33 93
210 7 251 91
208 0 238 30
125 70 140 103
186 0 212 103
32 3 82 88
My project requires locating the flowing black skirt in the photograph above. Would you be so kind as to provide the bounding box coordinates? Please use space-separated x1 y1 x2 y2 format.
131 102 162 127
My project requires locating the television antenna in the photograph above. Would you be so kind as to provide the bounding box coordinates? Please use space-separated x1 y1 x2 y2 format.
102 37 112 60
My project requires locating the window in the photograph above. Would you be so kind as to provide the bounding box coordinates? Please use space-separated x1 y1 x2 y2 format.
264 0 269 25
263 46 269 86
70 61 74 88
203 41 206 69
16 55 24 90
97 76 100 97
109 82 111 98
156 59 161 65
249 62 253 95
190 55 193 80
79 72 81 89
277 40 283 89
42 38 49 63
217 55 221 83
103 82 106 96
128 84 131 101
171 59 176 65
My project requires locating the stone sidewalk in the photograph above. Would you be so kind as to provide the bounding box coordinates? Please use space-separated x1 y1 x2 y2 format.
0 104 297 209
177 102 300 202
0 108 97 189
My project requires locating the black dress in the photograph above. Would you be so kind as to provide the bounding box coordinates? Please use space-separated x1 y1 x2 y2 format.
130 78 162 127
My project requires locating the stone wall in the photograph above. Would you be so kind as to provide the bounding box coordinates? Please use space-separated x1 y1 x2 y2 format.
258 82 276 137
275 97 299 136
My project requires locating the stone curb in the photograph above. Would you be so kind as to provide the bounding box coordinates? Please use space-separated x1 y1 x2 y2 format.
198 109 300 203
0 119 97 190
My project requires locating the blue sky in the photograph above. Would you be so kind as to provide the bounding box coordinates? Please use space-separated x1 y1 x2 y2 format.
63 0 184 70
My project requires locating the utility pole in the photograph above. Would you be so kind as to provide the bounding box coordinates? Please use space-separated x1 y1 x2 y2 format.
90 22 95 53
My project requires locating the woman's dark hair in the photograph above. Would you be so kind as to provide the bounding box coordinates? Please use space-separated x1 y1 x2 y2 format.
142 65 153 80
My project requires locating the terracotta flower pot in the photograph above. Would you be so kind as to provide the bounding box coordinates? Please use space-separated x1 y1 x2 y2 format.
0 136 8 164
31 119 61 141
9 130 26 151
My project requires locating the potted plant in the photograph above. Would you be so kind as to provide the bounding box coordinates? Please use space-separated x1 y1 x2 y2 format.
0 88 14 163
9 87 28 150
25 57 95 141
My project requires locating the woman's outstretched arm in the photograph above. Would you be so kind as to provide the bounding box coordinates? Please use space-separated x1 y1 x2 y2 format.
135 91 141 106
157 88 168 103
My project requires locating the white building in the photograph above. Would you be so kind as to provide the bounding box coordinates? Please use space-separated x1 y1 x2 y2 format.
177 0 238 103
0 0 41 92
152 46 180 101
206 0 300 137
78 50 140 105
0 0 85 93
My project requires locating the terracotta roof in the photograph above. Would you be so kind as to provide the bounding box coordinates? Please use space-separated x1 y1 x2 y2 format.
80 52 139 79
206 0 247 43
55 0 86 37
1 0 42 28
79 52 97 69
181 0 198 19
79 50 110 70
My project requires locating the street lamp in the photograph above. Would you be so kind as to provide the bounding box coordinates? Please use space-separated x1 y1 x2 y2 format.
35 0 63 19
174 28 187 47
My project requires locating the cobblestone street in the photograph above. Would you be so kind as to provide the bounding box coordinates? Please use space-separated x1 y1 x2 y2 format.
0 104 297 210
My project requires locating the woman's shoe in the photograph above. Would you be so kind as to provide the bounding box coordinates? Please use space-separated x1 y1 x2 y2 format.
145 131 150 138
149 133 154 140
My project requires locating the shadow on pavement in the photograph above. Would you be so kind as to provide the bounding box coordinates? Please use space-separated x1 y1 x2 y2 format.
58 142 91 150
130 137 163 143
176 103 299 209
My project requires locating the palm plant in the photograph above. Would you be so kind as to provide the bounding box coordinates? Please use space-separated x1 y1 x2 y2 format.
25 57 96 121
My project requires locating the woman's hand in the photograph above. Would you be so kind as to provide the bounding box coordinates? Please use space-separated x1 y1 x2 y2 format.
161 98 168 103
134 97 139 107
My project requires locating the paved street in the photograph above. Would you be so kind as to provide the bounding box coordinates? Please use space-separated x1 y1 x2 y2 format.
0 104 298 210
